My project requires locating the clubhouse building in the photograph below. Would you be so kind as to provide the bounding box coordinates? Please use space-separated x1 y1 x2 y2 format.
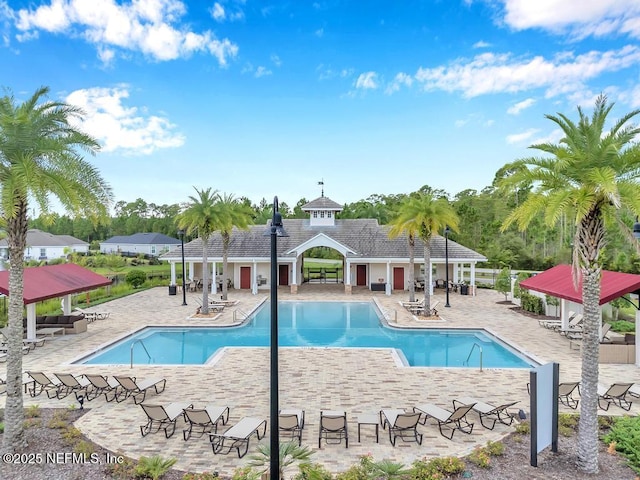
161 196 487 295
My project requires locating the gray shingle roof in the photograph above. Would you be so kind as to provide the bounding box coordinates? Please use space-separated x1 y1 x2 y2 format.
102 233 181 245
301 196 343 211
160 219 486 261
0 229 87 248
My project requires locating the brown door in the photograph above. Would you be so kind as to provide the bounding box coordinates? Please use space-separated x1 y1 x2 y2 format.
279 264 289 286
356 265 366 286
240 266 251 289
393 267 404 290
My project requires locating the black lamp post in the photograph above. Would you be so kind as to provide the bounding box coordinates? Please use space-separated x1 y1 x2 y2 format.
178 229 187 306
264 196 288 480
444 225 451 308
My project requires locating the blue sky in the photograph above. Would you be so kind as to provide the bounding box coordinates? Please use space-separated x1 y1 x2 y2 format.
1 0 640 210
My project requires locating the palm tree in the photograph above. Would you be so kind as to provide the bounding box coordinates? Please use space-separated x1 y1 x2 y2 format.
216 193 253 300
0 86 112 453
392 193 459 312
177 187 222 314
498 95 640 474
388 197 419 302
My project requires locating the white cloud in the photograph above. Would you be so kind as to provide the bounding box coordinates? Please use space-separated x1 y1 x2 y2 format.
355 71 378 90
315 27 324 37
506 128 540 144
270 54 281 67
255 66 272 77
414 46 640 98
498 0 640 39
210 3 225 21
11 0 238 65
530 128 564 146
317 64 353 81
65 86 185 155
385 72 413 94
473 40 491 48
507 98 535 114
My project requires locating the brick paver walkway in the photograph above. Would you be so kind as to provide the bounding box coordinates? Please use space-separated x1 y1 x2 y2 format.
1 285 638 475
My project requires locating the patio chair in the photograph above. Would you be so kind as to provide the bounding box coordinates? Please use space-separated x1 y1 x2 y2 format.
319 410 348 448
209 416 267 458
566 322 611 342
556 314 584 335
435 279 446 289
0 327 45 349
26 371 64 398
630 384 640 398
558 382 581 409
598 383 634 411
413 402 475 440
84 374 121 401
380 409 423 446
539 311 575 329
279 409 305 446
113 375 167 404
73 307 111 322
53 373 93 400
140 402 193 438
183 405 230 440
401 299 424 308
453 397 518 430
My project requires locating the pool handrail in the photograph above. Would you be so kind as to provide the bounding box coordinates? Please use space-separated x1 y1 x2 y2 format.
130 339 153 369
464 342 483 372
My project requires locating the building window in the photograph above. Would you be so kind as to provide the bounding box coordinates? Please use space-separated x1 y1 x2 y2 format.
327 211 332 218
39 248 46 259
313 211 318 218
320 211 325 218
151 245 157 254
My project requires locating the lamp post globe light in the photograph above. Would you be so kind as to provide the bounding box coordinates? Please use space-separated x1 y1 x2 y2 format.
264 196 288 480
444 225 451 308
178 229 187 306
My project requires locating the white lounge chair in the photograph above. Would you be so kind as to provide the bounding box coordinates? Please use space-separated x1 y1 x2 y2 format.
209 417 267 458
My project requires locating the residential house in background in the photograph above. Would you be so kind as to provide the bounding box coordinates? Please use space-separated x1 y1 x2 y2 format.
0 229 89 261
100 233 181 257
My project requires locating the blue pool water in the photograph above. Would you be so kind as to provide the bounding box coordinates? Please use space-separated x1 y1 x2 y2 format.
78 301 535 368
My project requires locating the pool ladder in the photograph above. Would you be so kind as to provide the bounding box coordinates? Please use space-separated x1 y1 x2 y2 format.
464 342 483 372
130 339 153 368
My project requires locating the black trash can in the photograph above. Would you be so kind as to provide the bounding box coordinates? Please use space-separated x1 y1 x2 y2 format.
168 285 177 296
460 284 469 295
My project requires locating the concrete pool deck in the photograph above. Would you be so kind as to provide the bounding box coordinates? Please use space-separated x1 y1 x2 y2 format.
1 285 639 475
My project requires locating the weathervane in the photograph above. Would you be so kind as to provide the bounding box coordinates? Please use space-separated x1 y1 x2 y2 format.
318 179 324 197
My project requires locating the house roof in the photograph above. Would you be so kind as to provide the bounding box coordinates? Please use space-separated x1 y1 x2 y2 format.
0 229 87 248
519 264 640 305
160 218 487 262
301 196 343 211
101 233 181 245
0 263 112 304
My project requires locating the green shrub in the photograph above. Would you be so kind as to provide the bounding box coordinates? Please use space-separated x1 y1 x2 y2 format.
61 426 83 445
515 420 530 435
468 447 491 468
182 472 219 480
410 456 465 480
135 455 177 480
293 463 333 480
520 291 545 314
610 320 635 333
25 404 41 418
0 422 4 433
108 455 137 479
125 269 147 288
559 413 578 429
74 440 95 456
230 467 260 480
602 416 640 474
336 454 376 480
485 440 505 456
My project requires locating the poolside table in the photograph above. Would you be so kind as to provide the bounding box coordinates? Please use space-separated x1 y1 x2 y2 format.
357 414 379 443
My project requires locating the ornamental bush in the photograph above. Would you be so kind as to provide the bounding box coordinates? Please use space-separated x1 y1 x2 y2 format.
125 269 147 288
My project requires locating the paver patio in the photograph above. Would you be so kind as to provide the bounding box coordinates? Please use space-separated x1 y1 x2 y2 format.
0 285 638 475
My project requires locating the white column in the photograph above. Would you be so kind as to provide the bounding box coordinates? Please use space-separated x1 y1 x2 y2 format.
453 262 459 284
26 303 37 340
292 257 298 285
188 262 194 281
61 295 72 314
170 262 176 286
212 261 218 294
560 299 570 331
470 264 476 296
345 260 351 284
385 262 391 295
252 260 258 295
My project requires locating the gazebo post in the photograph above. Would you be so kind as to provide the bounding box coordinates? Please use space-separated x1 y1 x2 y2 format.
26 303 37 340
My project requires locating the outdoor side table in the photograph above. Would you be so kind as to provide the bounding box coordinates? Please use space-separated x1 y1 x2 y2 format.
357 414 379 443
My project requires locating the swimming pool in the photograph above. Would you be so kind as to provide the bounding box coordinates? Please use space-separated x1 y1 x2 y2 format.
77 301 536 368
